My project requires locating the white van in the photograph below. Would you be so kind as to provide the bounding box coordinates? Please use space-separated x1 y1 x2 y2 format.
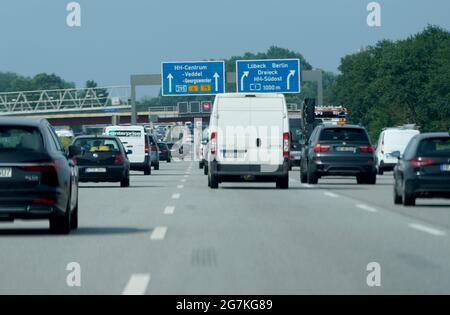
207 93 290 189
104 125 152 175
375 127 420 174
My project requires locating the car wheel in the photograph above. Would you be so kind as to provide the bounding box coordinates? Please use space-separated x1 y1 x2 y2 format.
366 173 376 185
276 175 289 189
356 174 367 184
204 164 208 176
144 165 151 175
209 172 219 189
377 165 384 175
154 163 160 170
402 181 416 206
393 180 402 204
50 197 71 234
70 202 78 230
167 158 171 163
307 163 318 185
121 174 130 187
199 161 204 169
300 162 308 183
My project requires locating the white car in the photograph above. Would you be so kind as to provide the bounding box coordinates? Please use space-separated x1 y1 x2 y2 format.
104 125 152 175
207 93 290 189
375 127 420 175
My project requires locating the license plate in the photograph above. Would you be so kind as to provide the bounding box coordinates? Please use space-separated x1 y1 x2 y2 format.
85 168 106 173
0 168 12 178
336 147 355 152
441 164 450 171
223 151 245 159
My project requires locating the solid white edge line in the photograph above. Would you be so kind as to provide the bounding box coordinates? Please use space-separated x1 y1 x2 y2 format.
409 223 446 237
150 226 168 240
356 204 378 213
122 274 151 295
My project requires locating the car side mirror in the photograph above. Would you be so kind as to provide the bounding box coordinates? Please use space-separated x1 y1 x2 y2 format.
126 149 133 155
68 145 81 158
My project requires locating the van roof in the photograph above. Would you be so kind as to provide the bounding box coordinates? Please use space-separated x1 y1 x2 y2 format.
216 93 285 99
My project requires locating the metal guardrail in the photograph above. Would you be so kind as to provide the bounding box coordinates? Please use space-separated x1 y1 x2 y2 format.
0 86 131 115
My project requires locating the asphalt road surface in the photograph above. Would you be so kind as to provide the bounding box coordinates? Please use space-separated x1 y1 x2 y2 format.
1 161 450 294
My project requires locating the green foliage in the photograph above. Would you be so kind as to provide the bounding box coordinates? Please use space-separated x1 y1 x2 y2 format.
0 72 75 93
331 25 450 140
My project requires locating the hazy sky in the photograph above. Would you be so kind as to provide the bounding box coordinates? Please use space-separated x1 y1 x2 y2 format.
0 0 449 94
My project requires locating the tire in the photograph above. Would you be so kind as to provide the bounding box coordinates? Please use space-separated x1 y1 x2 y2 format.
154 163 160 171
70 202 78 230
402 180 416 206
393 181 402 205
50 196 71 234
300 163 308 183
209 172 219 189
199 161 204 169
204 164 208 176
366 173 377 185
144 165 151 175
378 166 384 175
121 174 130 187
276 175 289 189
307 163 318 185
167 158 171 163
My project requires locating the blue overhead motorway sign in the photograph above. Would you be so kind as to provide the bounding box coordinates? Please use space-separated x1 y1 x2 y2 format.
161 61 225 96
236 59 301 94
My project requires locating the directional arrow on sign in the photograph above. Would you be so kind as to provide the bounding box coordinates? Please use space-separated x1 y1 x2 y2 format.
213 72 220 92
287 70 296 90
240 71 249 92
167 73 174 93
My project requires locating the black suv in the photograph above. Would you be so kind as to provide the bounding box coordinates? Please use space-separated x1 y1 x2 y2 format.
0 118 80 234
393 132 450 206
300 125 377 185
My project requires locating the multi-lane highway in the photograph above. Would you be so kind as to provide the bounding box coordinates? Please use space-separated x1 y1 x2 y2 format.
1 161 450 294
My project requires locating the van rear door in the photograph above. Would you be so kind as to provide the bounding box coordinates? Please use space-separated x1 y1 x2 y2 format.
106 128 145 164
216 97 251 166
248 97 285 168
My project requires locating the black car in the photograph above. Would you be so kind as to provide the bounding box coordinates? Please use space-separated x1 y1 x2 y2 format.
300 124 377 184
0 118 79 234
393 132 450 206
157 142 171 163
71 136 131 187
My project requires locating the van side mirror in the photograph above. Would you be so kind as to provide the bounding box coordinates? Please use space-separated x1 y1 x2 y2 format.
201 139 208 145
391 151 401 159
68 145 81 158
126 149 133 155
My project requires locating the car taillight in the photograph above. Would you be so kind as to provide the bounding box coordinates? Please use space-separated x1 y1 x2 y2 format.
210 132 217 156
283 132 289 158
145 144 150 153
151 145 158 152
314 144 330 153
20 161 59 186
32 198 55 205
410 158 435 168
359 145 374 153
114 154 125 165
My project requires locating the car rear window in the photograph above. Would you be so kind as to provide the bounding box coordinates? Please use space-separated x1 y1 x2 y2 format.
157 143 166 149
417 138 450 157
73 138 120 152
0 126 44 151
319 128 369 142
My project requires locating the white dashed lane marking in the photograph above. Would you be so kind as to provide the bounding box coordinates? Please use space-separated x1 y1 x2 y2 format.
409 223 446 237
164 206 175 215
122 274 151 295
324 192 339 198
356 204 378 213
172 193 181 199
150 226 168 240
177 185 184 189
